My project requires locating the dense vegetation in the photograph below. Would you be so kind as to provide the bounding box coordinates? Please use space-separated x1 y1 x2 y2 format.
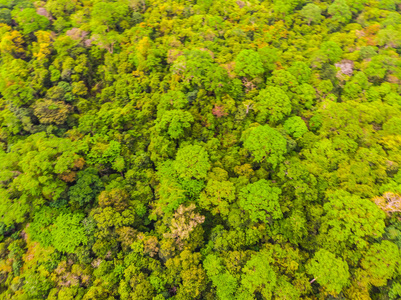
0 0 401 299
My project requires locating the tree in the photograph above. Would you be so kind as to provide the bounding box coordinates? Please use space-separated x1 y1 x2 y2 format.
52 213 88 253
164 204 205 250
258 47 278 73
267 70 298 92
0 28 25 58
359 241 400 287
300 4 322 25
0 133 83 226
319 190 386 250
239 179 282 223
284 116 308 139
255 86 292 123
45 0 76 18
234 49 264 78
328 0 352 25
87 137 122 167
32 30 53 61
172 145 211 180
274 277 300 300
373 192 401 216
23 272 54 298
157 90 188 116
320 41 343 64
199 179 236 216
154 109 194 139
242 125 287 167
33 99 71 125
68 168 103 208
203 254 238 300
241 251 277 299
26 206 59 247
0 8 11 25
288 61 312 84
89 2 130 33
156 177 187 214
171 49 228 93
273 0 299 17
91 189 136 239
280 210 308 244
0 58 34 107
377 25 401 48
204 254 238 300
165 250 207 299
307 249 350 295
379 0 401 11
12 8 49 35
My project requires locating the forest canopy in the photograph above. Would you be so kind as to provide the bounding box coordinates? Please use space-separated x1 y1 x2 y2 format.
0 0 401 299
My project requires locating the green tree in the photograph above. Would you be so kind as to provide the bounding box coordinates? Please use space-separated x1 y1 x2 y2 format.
12 8 49 35
171 49 228 93
173 145 211 180
91 189 136 240
0 58 34 107
26 206 59 247
90 2 130 33
274 277 300 300
300 3 322 25
379 0 401 11
199 179 236 216
255 86 292 123
234 49 264 78
156 177 187 213
360 241 400 287
319 190 386 249
284 116 308 138
52 213 88 253
165 250 207 299
328 0 352 25
0 133 83 226
87 137 123 167
0 8 11 25
307 249 350 295
239 179 282 223
273 0 299 16
204 254 238 300
68 168 103 208
320 41 343 64
241 251 277 299
258 47 279 73
378 25 401 48
154 109 194 139
288 61 312 84
23 272 54 298
242 125 287 167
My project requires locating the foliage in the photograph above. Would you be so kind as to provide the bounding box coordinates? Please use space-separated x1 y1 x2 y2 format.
255 86 292 123
319 190 386 250
307 249 350 295
300 4 322 25
173 145 211 180
242 125 287 167
51 213 88 253
0 0 400 298
234 49 264 78
68 168 103 207
284 116 308 138
238 179 282 223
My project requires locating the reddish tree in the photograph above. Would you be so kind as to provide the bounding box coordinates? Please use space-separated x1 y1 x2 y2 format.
212 105 228 118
